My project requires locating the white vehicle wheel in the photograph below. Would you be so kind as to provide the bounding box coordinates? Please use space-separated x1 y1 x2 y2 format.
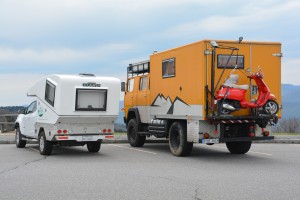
38 131 52 155
15 127 26 148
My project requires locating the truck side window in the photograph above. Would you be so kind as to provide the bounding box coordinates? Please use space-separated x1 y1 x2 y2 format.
45 80 56 107
139 77 148 91
26 101 37 114
127 79 134 92
217 55 244 69
162 58 175 78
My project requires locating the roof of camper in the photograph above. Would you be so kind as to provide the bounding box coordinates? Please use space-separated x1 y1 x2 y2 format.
150 39 281 56
27 74 120 97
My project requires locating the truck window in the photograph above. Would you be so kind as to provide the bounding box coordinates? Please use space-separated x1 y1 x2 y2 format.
217 55 244 69
45 81 56 107
139 77 148 91
162 58 175 78
127 79 134 92
26 101 37 114
75 89 107 111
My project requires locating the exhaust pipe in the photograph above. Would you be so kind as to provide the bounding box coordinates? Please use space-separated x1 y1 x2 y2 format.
222 104 235 110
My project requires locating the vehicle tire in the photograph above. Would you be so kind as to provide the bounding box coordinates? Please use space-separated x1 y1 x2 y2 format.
169 121 193 157
263 100 279 115
38 131 53 155
127 118 146 147
226 141 252 154
87 141 101 153
15 127 26 148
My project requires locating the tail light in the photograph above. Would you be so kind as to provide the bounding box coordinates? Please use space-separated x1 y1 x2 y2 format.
204 133 210 139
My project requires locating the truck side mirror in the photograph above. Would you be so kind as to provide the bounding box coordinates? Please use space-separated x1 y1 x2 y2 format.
121 82 126 92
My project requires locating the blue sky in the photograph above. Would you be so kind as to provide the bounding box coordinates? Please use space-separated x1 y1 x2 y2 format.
0 0 300 106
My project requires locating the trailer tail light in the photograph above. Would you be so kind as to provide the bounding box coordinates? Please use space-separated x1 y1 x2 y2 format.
57 130 62 134
105 135 114 139
103 129 107 133
63 129 68 134
108 129 111 133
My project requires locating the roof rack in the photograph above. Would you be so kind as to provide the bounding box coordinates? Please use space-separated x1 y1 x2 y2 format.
127 60 150 77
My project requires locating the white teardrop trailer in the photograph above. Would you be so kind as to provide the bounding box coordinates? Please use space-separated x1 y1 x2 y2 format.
15 74 121 155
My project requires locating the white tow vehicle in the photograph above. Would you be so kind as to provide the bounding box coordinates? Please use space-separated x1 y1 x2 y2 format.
15 74 121 155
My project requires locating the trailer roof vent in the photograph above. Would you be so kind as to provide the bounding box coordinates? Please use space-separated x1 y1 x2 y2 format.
79 73 95 77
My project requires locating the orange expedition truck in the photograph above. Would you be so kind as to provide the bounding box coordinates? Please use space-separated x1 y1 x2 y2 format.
123 38 282 156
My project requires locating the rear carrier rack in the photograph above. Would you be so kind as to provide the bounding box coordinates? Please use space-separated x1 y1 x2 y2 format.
127 60 150 77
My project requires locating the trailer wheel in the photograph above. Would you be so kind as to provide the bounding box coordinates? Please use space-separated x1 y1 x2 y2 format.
226 141 252 154
38 131 53 155
15 127 26 148
127 118 146 147
169 121 193 157
87 142 101 153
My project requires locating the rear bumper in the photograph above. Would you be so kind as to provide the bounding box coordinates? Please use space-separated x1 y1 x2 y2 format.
201 136 274 144
52 134 114 142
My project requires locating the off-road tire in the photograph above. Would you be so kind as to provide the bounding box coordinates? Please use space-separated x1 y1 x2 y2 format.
127 118 146 147
15 127 26 148
169 121 193 157
226 141 252 154
87 141 101 153
38 131 53 155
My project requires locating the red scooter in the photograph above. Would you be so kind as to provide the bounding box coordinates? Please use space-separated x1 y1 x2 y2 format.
216 67 279 115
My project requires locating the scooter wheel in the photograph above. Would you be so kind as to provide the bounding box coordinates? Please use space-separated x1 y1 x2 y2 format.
263 100 279 115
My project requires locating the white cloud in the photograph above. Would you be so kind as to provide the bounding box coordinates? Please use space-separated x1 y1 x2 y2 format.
0 43 133 63
164 1 300 37
282 58 300 85
0 73 42 106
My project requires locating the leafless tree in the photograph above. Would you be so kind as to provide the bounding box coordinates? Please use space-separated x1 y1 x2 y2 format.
274 117 300 133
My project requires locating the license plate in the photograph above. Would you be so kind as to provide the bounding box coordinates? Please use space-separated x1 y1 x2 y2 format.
202 139 219 144
82 136 95 141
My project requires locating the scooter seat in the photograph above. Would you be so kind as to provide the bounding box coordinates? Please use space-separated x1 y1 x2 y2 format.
223 83 249 90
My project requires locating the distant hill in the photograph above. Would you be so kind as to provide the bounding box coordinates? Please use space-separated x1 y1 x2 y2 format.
281 84 300 118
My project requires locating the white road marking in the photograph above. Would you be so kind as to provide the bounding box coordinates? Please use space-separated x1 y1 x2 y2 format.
211 145 273 156
108 144 157 155
28 147 40 153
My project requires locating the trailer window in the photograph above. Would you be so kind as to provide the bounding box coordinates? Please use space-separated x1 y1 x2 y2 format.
217 55 244 69
76 89 107 111
162 58 175 78
139 77 148 91
127 79 134 92
45 81 56 107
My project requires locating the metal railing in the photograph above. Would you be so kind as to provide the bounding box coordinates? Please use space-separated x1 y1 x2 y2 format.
0 114 18 133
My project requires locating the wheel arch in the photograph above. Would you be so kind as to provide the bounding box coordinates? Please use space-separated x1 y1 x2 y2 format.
127 108 142 128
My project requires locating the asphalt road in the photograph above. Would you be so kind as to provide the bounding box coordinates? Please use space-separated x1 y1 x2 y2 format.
0 143 299 200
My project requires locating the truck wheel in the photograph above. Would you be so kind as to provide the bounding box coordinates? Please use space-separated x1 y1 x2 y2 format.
226 141 252 154
38 131 53 155
87 142 101 153
127 118 146 147
15 127 26 148
169 121 193 157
